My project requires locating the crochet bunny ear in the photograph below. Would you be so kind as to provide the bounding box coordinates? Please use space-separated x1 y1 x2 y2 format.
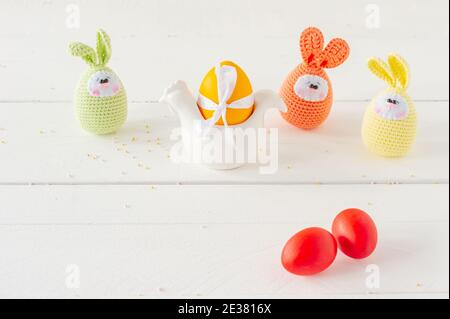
388 54 409 90
69 42 97 67
318 38 350 69
368 57 396 88
300 27 324 66
96 29 112 66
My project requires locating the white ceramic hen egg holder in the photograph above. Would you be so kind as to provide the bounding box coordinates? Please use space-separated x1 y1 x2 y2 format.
160 80 286 171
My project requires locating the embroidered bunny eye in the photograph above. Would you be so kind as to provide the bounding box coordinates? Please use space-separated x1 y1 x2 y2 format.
294 75 329 102
87 71 121 98
375 93 409 121
387 98 400 105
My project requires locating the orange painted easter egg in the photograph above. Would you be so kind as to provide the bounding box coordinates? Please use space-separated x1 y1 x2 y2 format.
197 61 255 126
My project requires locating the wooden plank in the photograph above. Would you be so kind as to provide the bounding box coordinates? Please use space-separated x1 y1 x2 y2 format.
0 184 447 225
0 0 448 101
0 184 447 298
0 101 448 184
0 222 447 298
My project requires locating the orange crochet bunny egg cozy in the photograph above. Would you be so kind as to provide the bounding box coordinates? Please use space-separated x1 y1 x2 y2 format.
280 27 350 129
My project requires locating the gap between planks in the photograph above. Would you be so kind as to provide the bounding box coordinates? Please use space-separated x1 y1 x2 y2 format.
0 180 448 186
0 99 449 104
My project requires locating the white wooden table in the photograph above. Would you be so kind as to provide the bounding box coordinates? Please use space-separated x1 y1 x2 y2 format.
0 0 448 299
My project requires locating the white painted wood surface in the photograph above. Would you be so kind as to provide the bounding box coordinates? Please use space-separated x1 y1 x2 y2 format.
0 101 448 184
0 0 448 299
0 185 448 298
0 0 448 102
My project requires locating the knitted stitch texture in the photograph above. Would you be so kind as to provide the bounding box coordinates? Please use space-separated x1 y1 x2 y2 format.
280 27 349 130
74 67 127 134
69 30 127 135
280 64 333 129
362 54 417 157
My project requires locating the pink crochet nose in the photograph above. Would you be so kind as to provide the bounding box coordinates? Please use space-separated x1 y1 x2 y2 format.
101 83 110 88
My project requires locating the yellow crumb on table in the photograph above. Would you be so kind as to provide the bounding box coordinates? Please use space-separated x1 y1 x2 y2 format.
87 154 99 160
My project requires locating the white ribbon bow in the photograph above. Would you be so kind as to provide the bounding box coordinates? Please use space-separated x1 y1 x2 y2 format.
198 64 254 128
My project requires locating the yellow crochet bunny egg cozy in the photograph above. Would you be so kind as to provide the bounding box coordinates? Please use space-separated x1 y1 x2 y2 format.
197 61 255 126
362 54 417 157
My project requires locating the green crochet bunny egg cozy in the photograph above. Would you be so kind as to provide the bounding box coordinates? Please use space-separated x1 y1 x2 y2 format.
69 30 127 135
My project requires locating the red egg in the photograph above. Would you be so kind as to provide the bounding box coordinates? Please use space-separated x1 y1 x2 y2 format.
332 208 378 259
282 227 337 276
